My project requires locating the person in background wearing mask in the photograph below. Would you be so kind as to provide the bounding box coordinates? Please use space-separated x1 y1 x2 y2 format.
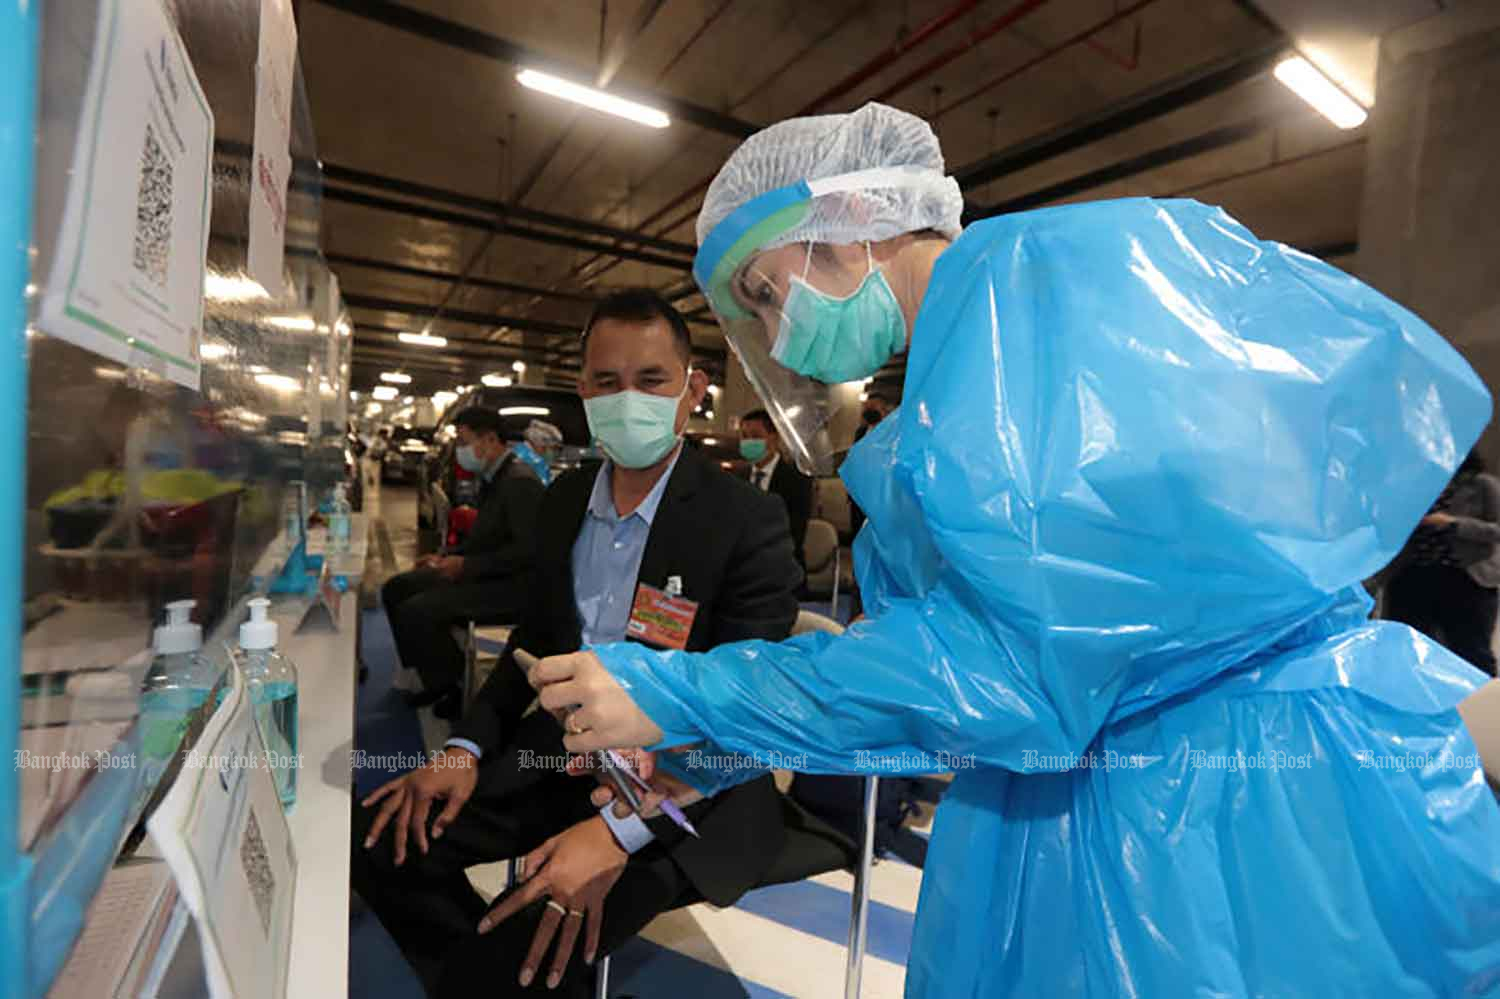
740 407 811 574
354 288 807 997
526 103 1500 997
512 418 563 485
382 406 544 719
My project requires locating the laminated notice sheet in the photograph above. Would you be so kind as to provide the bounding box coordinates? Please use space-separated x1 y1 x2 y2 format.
147 665 296 999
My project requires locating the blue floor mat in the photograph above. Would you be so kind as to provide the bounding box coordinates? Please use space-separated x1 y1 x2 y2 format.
353 608 429 800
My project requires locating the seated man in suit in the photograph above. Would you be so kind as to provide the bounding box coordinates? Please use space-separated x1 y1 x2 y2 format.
352 288 806 997
382 406 545 719
739 407 814 575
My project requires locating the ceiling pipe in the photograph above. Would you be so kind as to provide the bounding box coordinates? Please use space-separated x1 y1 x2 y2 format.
318 161 696 256
934 0 1165 121
325 252 598 304
952 37 1286 191
801 0 985 113
345 293 581 335
322 186 693 271
870 0 1053 104
309 0 758 138
967 112 1280 218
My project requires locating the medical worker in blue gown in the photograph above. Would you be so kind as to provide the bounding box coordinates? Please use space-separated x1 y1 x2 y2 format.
530 103 1500 997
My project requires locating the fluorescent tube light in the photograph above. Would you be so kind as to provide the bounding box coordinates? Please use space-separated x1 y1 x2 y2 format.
517 69 670 129
1274 56 1367 130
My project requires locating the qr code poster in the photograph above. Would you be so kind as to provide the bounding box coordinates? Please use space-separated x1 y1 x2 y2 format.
39 0 213 391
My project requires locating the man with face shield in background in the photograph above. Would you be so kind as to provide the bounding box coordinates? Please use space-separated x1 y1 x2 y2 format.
527 103 1500 997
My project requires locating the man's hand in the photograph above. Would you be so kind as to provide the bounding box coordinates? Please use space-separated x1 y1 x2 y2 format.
530 652 665 752
359 746 478 865
477 817 627 989
432 554 465 580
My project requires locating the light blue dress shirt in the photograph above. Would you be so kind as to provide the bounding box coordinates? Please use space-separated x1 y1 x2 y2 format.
448 448 683 853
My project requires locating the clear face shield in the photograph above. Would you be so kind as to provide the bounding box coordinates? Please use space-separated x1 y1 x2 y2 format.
694 169 941 476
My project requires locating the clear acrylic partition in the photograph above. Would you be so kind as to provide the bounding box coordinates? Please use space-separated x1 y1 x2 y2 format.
17 1 343 992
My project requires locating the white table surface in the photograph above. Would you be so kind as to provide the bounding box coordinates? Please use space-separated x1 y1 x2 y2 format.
274 591 358 999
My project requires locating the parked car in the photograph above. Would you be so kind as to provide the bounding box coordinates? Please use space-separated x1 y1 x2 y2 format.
417 386 591 536
381 426 435 483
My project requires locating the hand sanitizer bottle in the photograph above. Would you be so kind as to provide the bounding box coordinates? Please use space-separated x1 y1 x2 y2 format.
238 597 299 809
139 600 219 813
144 599 215 711
329 483 353 556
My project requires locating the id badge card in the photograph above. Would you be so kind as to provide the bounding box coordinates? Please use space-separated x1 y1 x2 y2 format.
627 582 698 650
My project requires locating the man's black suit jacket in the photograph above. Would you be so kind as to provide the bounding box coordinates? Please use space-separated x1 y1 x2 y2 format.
451 444 802 906
456 451 545 583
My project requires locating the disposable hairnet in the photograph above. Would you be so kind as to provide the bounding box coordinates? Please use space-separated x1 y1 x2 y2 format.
696 102 963 251
524 419 562 450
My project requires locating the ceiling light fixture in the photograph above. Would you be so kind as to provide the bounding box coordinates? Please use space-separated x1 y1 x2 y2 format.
1274 56 1367 130
482 373 513 388
512 360 526 373
398 332 448 348
372 385 399 401
516 68 670 129
380 371 412 384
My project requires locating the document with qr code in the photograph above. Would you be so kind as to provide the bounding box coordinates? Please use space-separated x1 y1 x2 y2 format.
38 0 213 390
147 663 297 999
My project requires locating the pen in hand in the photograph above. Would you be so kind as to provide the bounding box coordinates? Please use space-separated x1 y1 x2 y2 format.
513 648 699 838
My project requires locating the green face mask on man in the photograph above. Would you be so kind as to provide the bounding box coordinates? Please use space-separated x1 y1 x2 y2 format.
739 438 768 463
582 375 690 469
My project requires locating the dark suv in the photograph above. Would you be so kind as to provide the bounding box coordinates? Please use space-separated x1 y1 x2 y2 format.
416 386 592 534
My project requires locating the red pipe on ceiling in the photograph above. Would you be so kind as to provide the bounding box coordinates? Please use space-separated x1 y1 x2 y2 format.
871 0 1052 103
800 0 986 114
933 0 1161 120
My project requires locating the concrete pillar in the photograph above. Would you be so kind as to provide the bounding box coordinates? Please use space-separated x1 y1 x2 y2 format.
1356 5 1500 465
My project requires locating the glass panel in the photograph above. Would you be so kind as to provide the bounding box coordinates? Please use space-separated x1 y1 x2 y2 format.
19 1 342 990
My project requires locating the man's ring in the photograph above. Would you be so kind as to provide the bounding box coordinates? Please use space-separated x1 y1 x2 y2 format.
566 713 585 735
546 900 567 916
567 908 584 919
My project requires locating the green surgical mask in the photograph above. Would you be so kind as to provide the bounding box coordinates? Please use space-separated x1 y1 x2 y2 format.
739 438 768 463
771 244 905 384
583 377 689 469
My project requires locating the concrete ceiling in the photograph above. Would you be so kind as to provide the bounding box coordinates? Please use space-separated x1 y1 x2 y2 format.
295 0 1374 396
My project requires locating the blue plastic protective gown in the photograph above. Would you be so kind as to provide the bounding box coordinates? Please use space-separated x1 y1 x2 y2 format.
593 199 1500 998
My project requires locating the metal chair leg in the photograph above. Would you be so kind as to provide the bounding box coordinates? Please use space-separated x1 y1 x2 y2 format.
594 954 610 999
845 775 878 999
831 544 842 623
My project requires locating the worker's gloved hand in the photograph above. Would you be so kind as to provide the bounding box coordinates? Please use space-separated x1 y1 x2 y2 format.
566 749 704 819
531 651 665 752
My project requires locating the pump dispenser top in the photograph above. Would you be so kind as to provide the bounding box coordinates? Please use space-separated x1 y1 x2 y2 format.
239 597 278 651
153 600 203 655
